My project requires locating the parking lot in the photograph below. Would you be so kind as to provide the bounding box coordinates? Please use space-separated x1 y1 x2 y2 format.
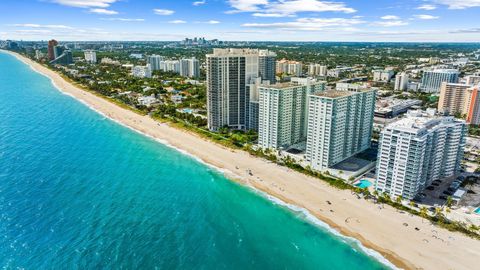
416 175 468 206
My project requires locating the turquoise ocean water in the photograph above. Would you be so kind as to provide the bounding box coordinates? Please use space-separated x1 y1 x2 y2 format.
0 52 391 269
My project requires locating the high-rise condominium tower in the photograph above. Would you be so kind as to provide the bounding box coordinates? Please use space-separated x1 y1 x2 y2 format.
258 50 277 84
421 69 459 93
206 48 276 131
375 110 466 199
148 55 164 71
47 39 58 61
305 89 376 171
257 80 326 150
394 72 409 91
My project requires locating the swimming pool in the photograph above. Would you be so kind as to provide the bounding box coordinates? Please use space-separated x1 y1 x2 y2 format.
475 208 480 214
355 179 372 189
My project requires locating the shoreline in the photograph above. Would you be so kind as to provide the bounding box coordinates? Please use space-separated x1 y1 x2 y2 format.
5 50 480 270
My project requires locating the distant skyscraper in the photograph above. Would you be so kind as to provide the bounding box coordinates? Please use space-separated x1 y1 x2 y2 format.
50 50 73 65
258 80 326 150
308 64 327 76
179 57 200 78
84 50 97 63
421 69 459 93
394 72 409 91
53 45 65 59
258 50 277 84
47 39 58 61
375 110 466 199
206 48 273 131
306 88 376 171
148 55 164 71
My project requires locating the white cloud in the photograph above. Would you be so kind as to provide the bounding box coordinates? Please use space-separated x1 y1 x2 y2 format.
252 12 295 17
227 0 268 13
14 29 54 34
168 20 187 24
154 9 175 15
381 15 400 20
416 4 437 10
9 23 74 29
372 20 409 27
432 0 480 9
205 20 220 24
193 0 206 6
89 8 118 15
414 14 439 20
50 0 118 8
228 0 355 16
100 18 145 21
242 17 364 31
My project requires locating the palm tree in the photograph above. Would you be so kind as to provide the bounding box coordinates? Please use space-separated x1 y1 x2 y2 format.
446 196 453 208
420 207 428 219
409 201 415 208
395 196 402 205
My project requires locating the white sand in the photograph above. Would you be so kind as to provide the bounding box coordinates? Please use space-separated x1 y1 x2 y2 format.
7 50 480 270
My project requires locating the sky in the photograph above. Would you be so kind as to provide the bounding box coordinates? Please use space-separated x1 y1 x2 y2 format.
1 0 480 42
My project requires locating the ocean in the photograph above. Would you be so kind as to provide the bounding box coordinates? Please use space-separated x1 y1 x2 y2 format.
0 51 390 269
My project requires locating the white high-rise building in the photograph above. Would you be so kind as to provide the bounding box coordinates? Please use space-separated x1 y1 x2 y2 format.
394 72 409 91
258 80 326 150
421 69 459 93
308 64 327 76
375 109 466 199
179 57 200 78
84 50 97 64
148 55 164 71
160 60 180 73
132 64 152 78
306 89 376 171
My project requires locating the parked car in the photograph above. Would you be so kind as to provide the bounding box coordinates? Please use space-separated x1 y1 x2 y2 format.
426 186 435 191
439 195 448 200
432 182 440 186
443 191 453 196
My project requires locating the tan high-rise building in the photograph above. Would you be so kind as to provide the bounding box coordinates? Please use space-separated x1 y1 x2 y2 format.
438 82 480 124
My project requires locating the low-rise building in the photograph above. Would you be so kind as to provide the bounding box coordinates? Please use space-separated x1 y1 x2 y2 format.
375 97 422 118
132 65 152 78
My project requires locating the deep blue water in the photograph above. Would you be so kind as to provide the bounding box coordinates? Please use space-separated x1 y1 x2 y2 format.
0 51 390 269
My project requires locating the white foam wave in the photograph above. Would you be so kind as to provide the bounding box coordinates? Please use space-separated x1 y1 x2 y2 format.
253 189 401 270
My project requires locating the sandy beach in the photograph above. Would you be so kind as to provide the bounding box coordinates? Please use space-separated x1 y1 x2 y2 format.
5 50 480 270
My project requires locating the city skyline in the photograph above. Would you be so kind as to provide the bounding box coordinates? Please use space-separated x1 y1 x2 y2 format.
2 0 480 42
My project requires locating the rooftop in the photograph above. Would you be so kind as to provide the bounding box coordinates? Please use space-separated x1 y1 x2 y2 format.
387 109 464 134
315 90 353 98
